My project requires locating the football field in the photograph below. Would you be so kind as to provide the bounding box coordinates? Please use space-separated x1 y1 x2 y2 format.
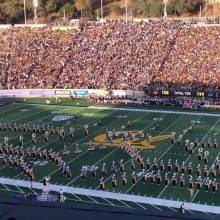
0 100 220 214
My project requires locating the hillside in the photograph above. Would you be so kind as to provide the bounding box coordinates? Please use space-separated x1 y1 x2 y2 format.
0 0 220 24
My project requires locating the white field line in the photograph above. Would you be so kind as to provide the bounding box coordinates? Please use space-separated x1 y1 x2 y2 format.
88 106 220 117
1 178 220 214
3 107 86 176
13 108 106 179
96 114 168 189
126 114 188 193
157 117 220 198
38 110 139 182
191 151 220 203
66 113 151 186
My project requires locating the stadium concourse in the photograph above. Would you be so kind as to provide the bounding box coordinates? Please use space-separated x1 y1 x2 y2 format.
0 21 220 92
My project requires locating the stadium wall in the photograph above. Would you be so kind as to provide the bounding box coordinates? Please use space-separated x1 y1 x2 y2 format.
0 89 145 98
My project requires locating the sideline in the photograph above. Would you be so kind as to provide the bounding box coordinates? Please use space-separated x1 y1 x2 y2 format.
0 177 219 214
88 106 220 117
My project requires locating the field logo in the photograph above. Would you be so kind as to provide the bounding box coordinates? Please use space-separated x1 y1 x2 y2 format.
89 130 172 149
52 115 74 121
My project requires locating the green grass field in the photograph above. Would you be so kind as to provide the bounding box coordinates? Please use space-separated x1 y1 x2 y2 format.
0 100 219 214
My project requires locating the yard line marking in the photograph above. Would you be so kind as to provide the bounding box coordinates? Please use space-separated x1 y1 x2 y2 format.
87 195 98 203
41 110 145 182
191 152 220 203
135 202 146 209
67 148 118 185
168 207 178 212
95 113 168 190
118 200 132 208
151 204 162 211
126 114 186 193
15 186 25 194
88 106 220 117
0 177 220 214
103 198 114 206
66 113 151 186
13 108 104 179
71 193 83 201
157 117 220 199
2 184 10 191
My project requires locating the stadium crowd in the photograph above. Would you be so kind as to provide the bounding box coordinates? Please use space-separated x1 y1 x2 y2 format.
0 21 220 92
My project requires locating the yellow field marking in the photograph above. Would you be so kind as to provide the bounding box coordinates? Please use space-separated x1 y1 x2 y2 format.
88 131 172 150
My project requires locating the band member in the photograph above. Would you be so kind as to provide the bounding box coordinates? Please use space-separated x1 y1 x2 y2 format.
181 162 186 174
207 138 212 148
43 176 51 186
81 166 87 179
3 155 7 165
179 174 185 187
185 140 189 151
26 148 31 157
211 168 216 178
201 139 206 148
189 142 194 155
51 126 55 135
112 174 117 189
101 163 107 176
146 157 151 170
194 138 199 147
204 155 208 165
178 135 183 147
84 125 89 136
127 121 131 128
175 159 179 172
212 179 218 193
196 176 202 190
157 171 162 185
122 172 127 186
165 172 169 185
203 165 208 177
140 158 145 169
171 133 175 144
100 177 105 190
59 128 65 140
37 124 40 134
189 175 194 189
66 166 72 178
119 159 124 173
32 133 36 146
70 127 74 138
167 159 172 172
132 172 136 185
18 135 23 146
153 157 158 171
214 138 218 149
4 136 9 146
56 126 59 135
188 162 193 175
45 131 49 143
172 173 177 186
205 178 211 191
196 164 201 176
111 161 116 173
160 160 165 171
131 159 135 171
142 170 147 183
20 147 24 156
198 151 202 161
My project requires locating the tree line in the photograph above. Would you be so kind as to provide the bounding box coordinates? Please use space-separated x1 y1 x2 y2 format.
0 0 205 24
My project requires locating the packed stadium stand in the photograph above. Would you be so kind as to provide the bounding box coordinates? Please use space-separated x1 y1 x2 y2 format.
0 21 220 92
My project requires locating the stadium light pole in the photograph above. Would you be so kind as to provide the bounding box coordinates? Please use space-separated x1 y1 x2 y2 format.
23 0 27 24
163 0 168 20
101 0 104 25
125 0 128 23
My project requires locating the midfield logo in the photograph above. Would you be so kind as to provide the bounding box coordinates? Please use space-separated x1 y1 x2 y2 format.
91 131 172 149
